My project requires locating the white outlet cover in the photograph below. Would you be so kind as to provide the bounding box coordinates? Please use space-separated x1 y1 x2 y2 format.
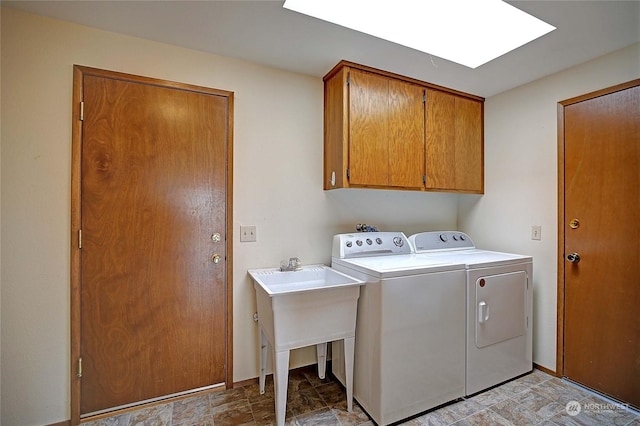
240 225 257 242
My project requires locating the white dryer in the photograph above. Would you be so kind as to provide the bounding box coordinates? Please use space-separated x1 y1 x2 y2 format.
331 232 467 425
409 231 533 396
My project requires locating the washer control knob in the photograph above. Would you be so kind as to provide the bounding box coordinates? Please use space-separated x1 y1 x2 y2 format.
366 238 372 245
392 236 404 247
346 241 352 248
452 235 458 241
356 240 363 246
459 235 466 241
376 238 383 245
440 234 448 242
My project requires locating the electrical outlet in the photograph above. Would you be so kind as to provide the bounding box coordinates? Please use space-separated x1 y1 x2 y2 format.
240 225 257 242
531 225 542 240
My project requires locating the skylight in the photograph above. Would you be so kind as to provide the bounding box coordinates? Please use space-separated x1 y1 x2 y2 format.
282 0 555 69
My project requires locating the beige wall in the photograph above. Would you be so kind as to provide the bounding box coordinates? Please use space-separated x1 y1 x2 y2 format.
0 8 460 425
459 43 640 370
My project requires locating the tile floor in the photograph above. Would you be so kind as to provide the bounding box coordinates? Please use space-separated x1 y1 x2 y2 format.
82 366 639 426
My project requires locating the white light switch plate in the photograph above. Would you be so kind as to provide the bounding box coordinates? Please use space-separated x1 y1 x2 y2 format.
240 225 257 242
531 225 541 240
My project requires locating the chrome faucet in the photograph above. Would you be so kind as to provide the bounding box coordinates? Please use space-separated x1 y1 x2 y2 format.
280 257 302 271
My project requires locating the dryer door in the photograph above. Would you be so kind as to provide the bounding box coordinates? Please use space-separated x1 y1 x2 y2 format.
475 271 526 348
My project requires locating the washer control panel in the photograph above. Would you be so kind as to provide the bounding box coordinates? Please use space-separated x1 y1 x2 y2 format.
409 231 475 252
332 232 411 259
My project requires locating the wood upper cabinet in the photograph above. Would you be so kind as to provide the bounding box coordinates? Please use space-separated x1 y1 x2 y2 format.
348 69 391 186
388 78 427 188
324 61 484 193
343 68 425 188
425 89 484 192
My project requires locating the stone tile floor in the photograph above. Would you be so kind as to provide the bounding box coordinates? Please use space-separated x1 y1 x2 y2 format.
83 366 639 425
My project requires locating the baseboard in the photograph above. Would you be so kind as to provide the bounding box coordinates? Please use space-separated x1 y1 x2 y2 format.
233 376 259 388
47 421 71 426
534 363 559 377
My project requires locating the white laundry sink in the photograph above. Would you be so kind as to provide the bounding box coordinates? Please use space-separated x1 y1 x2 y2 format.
248 264 364 426
248 265 364 351
249 264 364 295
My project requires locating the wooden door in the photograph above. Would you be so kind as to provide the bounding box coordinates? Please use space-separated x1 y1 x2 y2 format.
71 67 233 419
349 69 389 186
560 81 639 408
425 90 483 192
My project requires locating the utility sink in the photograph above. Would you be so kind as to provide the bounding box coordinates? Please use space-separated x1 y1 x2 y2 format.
248 264 364 426
248 265 365 351
249 264 364 295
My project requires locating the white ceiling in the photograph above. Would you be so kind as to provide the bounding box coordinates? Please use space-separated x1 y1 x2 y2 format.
4 0 640 98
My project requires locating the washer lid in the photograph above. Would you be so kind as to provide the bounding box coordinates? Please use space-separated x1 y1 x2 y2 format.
332 254 465 278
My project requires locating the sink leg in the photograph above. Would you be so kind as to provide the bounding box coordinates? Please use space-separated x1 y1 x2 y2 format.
316 342 327 379
273 349 290 426
259 329 268 395
344 336 355 412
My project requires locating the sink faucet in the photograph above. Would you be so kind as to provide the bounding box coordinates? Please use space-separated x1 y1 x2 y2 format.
280 257 302 271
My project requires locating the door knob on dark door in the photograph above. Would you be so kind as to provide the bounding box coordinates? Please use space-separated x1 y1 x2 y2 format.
567 252 581 263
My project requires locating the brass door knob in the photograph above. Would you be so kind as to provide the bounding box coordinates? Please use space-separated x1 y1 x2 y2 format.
211 254 222 264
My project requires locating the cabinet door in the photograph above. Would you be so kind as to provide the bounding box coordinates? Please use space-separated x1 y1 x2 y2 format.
389 80 425 188
426 90 483 192
455 96 483 192
349 69 389 186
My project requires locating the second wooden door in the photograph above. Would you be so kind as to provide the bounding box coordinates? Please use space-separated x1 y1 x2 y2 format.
561 81 639 408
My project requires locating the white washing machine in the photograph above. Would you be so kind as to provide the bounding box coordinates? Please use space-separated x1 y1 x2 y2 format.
409 231 533 396
330 232 467 425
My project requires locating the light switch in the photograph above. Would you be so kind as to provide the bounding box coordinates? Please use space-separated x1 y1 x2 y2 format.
531 225 541 240
240 225 257 242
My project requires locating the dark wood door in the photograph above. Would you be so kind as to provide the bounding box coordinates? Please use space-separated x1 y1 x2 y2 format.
562 81 639 408
75 69 232 416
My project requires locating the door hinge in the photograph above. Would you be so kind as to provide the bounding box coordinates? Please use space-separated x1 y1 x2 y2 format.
423 91 426 104
77 357 83 378
346 73 350 87
423 175 426 184
80 101 84 121
346 168 350 180
78 229 82 249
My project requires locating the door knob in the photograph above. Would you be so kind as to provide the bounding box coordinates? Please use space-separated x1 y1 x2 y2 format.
211 254 222 264
567 252 581 263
